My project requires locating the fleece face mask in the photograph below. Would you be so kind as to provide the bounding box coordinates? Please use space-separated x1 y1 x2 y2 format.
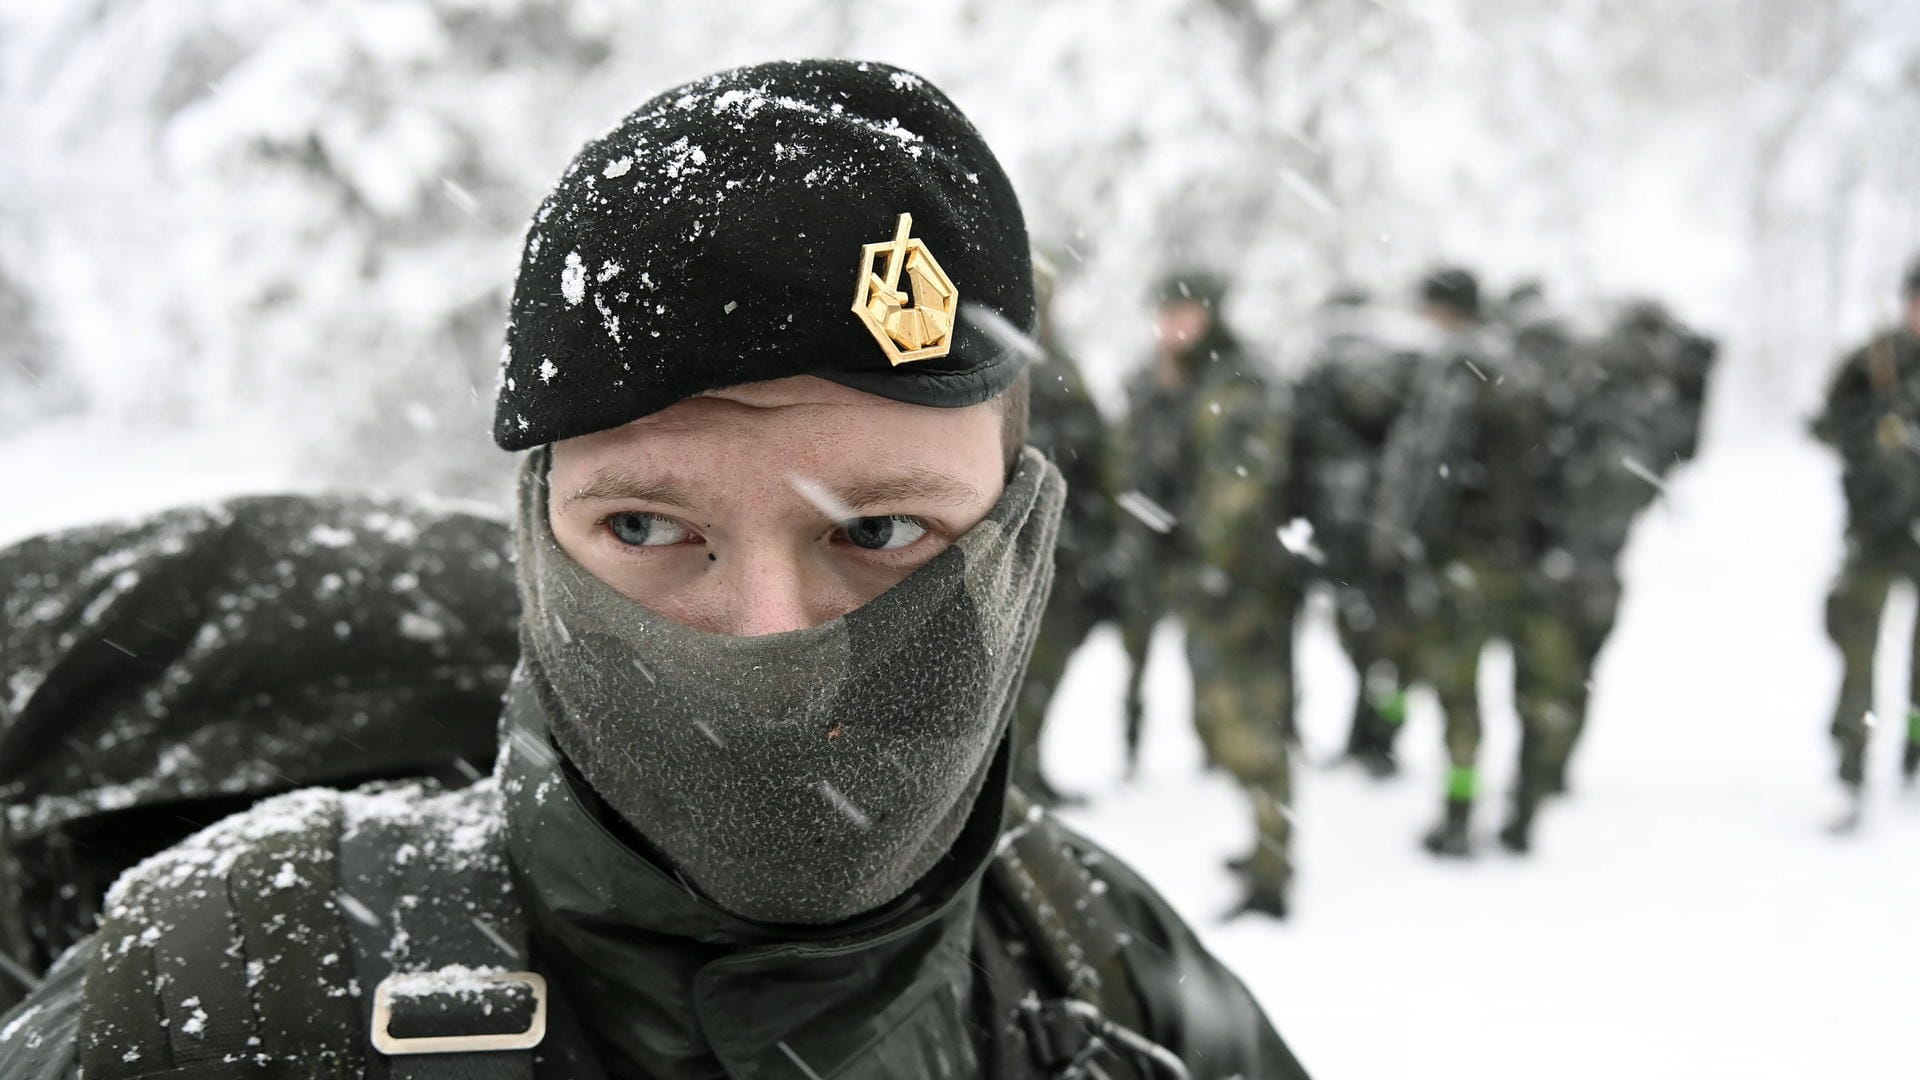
512 446 1063 925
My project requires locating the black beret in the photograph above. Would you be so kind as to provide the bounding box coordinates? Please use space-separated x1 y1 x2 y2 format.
493 59 1034 450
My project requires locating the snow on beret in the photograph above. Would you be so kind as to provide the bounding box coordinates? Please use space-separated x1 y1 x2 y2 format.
493 58 1034 450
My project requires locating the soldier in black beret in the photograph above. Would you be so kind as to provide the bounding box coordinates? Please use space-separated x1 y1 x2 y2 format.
1 60 1309 1079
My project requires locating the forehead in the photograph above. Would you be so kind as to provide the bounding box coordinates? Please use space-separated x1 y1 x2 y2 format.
550 375 999 479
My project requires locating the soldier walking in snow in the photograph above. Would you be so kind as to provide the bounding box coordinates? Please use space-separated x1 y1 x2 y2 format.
1114 273 1300 917
1288 288 1423 779
1815 257 1920 817
1373 267 1548 857
1507 295 1716 850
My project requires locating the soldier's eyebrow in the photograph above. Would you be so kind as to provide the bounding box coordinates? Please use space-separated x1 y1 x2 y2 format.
563 469 699 511
833 467 982 511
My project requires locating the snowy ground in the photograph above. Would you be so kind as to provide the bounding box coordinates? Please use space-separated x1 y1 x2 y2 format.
4 418 1916 1078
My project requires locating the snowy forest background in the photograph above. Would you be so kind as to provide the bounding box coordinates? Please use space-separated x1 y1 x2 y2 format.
4 2 1920 1077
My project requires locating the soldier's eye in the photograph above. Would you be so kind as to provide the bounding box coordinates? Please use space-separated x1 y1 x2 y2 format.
840 515 928 552
606 512 694 548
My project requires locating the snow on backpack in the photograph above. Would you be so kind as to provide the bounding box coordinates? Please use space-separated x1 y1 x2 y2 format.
0 495 517 1013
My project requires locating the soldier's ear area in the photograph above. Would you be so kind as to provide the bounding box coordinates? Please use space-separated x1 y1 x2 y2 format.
995 371 1031 480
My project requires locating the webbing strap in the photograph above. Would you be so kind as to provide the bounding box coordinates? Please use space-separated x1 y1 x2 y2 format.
988 788 1144 1034
78 908 173 1077
228 805 361 1066
340 786 533 1080
147 870 252 1067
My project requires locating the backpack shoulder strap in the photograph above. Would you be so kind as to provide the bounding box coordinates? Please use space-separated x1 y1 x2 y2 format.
77 780 548 1080
80 786 364 1079
337 779 541 1080
986 786 1144 1031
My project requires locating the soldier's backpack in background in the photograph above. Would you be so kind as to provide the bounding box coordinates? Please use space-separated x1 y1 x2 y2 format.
0 495 518 1012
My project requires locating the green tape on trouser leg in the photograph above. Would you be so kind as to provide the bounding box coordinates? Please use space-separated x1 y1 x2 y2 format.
1908 708 1920 744
1446 765 1478 801
1377 690 1409 727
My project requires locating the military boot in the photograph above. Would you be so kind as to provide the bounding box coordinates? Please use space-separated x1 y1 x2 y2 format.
1498 785 1540 855
1422 796 1474 857
1226 792 1291 919
1831 709 1871 790
1224 847 1290 920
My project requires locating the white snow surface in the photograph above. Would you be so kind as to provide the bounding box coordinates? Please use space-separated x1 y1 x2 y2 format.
5 414 1916 1076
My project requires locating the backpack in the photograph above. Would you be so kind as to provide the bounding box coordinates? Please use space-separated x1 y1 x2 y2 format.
0 495 517 1013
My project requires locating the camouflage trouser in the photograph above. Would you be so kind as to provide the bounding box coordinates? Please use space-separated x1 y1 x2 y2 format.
1332 583 1419 760
1115 537 1180 769
1824 549 1920 788
1183 583 1299 895
1411 559 1621 841
1012 589 1108 795
1406 563 1525 809
1506 605 1604 830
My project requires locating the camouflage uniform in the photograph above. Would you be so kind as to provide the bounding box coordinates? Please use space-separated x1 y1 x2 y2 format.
1182 350 1298 914
1373 319 1548 855
1288 296 1422 776
1814 327 1920 792
1012 334 1118 806
1117 311 1298 913
1514 303 1715 843
1111 365 1196 771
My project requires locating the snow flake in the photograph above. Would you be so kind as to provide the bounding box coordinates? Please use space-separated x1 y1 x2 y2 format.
560 252 588 306
594 294 622 342
596 260 622 283
538 359 559 384
662 138 708 179
180 998 209 1037
602 156 633 178
309 525 355 549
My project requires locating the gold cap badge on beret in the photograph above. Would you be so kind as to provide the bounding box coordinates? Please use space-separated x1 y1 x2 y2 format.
852 213 958 365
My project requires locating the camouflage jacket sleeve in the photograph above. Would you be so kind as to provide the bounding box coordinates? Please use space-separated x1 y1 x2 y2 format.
0 938 90 1080
1369 353 1476 567
1187 375 1289 582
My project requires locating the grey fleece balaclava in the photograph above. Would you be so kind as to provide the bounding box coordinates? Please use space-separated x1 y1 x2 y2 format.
512 446 1063 925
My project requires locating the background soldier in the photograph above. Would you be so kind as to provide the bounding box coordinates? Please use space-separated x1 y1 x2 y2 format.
1814 257 1920 819
1513 298 1716 845
1011 255 1118 807
1289 287 1422 778
1374 267 1547 856
1117 272 1299 916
